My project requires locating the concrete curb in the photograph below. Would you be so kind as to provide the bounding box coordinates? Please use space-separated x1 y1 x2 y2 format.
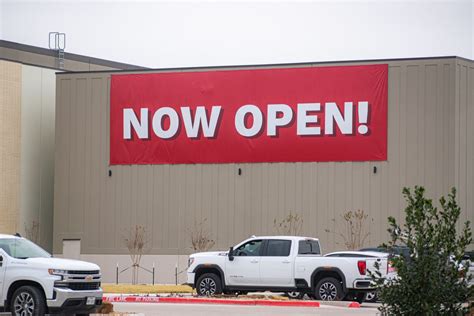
103 296 321 307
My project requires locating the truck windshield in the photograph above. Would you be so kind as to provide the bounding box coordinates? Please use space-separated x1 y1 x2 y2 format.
0 238 51 259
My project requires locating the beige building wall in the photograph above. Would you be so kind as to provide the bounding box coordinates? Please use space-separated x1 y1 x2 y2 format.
0 60 21 234
19 65 56 251
53 57 473 283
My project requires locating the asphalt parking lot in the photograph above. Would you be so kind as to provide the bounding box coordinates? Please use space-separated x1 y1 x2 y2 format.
113 302 381 316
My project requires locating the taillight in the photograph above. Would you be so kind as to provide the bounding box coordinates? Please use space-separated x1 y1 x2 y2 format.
387 260 396 274
357 260 366 275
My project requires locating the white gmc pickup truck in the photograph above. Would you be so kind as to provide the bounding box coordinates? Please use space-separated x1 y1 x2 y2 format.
187 236 389 302
0 234 103 315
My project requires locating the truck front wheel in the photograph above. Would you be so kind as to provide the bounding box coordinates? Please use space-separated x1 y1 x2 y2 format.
11 285 47 316
196 273 223 296
314 277 344 301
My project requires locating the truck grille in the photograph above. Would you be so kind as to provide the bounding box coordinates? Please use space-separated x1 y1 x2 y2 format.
54 270 102 291
67 270 100 275
67 282 101 291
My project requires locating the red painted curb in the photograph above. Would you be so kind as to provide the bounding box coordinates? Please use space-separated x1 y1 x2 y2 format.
348 302 361 308
103 296 320 307
160 297 256 306
105 296 161 303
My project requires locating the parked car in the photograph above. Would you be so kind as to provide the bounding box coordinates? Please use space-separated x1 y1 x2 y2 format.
360 245 410 260
0 234 103 315
463 252 474 287
186 236 390 303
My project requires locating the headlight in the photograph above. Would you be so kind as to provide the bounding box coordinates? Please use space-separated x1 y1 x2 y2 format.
48 269 68 276
188 257 195 267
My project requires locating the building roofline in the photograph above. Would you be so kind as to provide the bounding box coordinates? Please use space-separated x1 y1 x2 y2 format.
56 55 472 76
0 39 147 70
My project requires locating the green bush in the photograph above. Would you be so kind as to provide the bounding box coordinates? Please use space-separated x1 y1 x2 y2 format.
371 186 473 315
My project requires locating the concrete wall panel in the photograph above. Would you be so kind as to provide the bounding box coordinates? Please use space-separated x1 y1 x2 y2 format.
20 65 56 250
0 60 21 234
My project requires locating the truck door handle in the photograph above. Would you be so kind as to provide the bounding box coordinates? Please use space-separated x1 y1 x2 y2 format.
282 260 291 264
250 260 259 263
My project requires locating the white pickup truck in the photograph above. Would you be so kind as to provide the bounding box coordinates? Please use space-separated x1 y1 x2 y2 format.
0 234 103 315
187 236 389 302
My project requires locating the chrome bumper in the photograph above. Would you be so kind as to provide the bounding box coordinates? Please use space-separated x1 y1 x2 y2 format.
47 287 103 308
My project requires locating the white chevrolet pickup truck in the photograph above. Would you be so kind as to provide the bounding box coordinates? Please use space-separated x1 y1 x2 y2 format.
0 234 103 315
187 236 389 302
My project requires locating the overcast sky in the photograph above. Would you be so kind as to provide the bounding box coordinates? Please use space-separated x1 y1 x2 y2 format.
1 0 473 68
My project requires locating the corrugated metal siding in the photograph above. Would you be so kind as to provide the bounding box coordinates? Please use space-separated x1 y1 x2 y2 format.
455 60 474 230
53 58 472 255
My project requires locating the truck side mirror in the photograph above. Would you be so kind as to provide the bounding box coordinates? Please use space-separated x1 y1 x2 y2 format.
228 247 234 261
0 256 3 267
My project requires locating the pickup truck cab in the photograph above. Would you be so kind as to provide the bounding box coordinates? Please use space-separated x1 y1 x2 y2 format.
187 236 389 302
0 234 103 315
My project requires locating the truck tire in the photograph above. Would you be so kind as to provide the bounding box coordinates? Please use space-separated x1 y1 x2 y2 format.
286 291 304 299
11 285 47 316
314 277 344 301
365 291 377 302
196 273 223 296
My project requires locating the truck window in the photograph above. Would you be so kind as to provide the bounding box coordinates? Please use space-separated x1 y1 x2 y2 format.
298 240 321 255
235 240 263 256
265 240 291 256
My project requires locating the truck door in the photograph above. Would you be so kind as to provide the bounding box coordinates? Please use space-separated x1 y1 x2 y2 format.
225 239 263 286
259 239 294 286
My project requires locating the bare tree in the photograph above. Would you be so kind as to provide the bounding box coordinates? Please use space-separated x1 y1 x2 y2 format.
325 209 373 250
273 212 303 236
123 225 150 284
189 218 215 252
24 221 40 244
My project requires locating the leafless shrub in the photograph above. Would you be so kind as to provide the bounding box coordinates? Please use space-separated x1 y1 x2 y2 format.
189 218 215 252
325 209 373 250
24 221 40 244
123 225 150 284
273 212 303 236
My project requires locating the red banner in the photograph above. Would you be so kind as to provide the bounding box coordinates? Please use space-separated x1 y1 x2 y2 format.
110 64 387 165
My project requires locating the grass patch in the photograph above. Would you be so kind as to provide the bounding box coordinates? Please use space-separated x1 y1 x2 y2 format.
102 284 194 294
